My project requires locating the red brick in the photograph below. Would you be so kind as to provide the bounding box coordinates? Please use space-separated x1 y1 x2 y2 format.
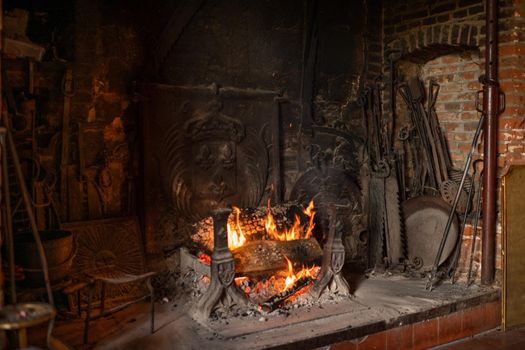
500 44 525 56
438 311 464 344
498 142 508 154
386 324 413 350
413 319 438 350
500 81 525 92
507 144 524 154
462 305 486 337
499 117 525 130
500 68 525 80
504 95 525 106
458 71 476 80
330 339 357 350
355 331 387 350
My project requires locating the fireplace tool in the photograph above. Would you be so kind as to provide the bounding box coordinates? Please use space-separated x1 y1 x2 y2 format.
427 80 504 290
0 125 56 348
426 111 484 290
446 159 479 282
366 75 405 269
466 168 483 286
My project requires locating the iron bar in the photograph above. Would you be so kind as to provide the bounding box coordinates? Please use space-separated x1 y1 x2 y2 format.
481 0 499 285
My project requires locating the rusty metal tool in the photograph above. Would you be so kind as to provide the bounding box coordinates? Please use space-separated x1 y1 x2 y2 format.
384 52 405 266
448 158 480 282
466 170 483 286
427 111 484 291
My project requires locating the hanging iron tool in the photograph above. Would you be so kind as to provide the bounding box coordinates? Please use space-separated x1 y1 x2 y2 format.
396 125 411 201
427 72 505 290
447 158 480 283
426 80 470 214
427 107 485 290
466 165 483 286
366 84 388 268
384 50 405 266
398 83 430 196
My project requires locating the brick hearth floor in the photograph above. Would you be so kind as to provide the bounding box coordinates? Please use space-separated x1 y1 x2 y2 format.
433 326 525 350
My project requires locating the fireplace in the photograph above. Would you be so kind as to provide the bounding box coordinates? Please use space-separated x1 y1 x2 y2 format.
1 0 515 348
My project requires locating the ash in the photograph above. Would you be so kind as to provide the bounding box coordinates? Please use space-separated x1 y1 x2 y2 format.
174 262 349 324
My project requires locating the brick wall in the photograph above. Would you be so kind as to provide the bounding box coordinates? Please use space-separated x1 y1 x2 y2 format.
383 0 525 283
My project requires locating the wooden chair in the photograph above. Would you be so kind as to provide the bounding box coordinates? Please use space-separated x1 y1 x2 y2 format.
82 270 157 344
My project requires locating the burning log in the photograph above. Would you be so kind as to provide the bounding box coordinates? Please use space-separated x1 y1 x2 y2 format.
233 238 322 275
259 276 313 312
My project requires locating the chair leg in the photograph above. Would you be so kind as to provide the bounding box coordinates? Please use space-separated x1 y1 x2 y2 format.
147 277 155 334
83 284 95 344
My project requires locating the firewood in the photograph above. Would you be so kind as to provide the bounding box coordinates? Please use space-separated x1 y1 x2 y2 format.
259 276 313 312
232 238 322 275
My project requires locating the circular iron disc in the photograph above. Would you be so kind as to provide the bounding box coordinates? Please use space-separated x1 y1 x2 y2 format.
402 195 459 272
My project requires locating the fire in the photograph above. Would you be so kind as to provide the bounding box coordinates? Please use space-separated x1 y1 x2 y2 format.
227 206 246 250
282 256 319 292
303 200 316 239
226 200 316 250
265 199 316 242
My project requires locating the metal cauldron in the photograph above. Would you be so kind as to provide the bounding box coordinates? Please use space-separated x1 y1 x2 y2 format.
13 230 75 287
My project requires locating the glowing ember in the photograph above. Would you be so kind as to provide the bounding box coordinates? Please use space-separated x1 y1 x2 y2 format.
197 252 211 265
227 206 246 250
234 276 249 286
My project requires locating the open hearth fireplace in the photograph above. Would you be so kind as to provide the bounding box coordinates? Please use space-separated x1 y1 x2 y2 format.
0 0 515 348
183 201 350 323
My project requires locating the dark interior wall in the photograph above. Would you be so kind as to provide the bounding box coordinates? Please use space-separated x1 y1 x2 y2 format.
147 0 382 188
2 0 383 259
159 0 304 99
3 0 145 230
141 0 383 257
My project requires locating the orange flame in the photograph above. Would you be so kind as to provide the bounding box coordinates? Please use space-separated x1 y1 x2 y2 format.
265 200 316 242
303 200 316 239
282 256 319 292
227 206 246 250
225 200 316 250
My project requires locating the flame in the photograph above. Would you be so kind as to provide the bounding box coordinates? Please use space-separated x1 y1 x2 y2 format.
282 256 319 292
227 206 246 250
265 198 280 239
224 200 316 250
303 200 316 239
265 199 316 241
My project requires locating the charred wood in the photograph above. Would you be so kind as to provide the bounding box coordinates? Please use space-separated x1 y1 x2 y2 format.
259 276 313 312
233 238 322 275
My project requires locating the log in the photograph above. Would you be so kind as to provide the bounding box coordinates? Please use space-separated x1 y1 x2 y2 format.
260 276 313 312
232 238 322 275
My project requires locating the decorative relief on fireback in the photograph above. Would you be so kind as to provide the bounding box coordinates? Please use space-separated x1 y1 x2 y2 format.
291 126 367 262
161 97 270 223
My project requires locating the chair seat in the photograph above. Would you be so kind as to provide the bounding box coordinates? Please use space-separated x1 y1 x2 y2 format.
90 271 157 285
